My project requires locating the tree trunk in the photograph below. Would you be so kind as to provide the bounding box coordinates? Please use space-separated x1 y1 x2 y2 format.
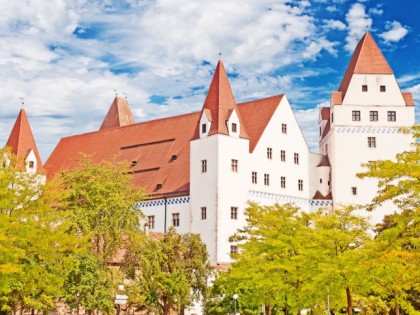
346 287 353 315
267 304 272 315
395 303 400 315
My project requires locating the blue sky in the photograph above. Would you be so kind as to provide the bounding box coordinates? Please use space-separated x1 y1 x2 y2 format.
0 0 418 162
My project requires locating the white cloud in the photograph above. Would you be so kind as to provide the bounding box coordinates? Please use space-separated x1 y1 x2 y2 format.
323 19 346 31
344 3 372 52
379 21 409 43
369 8 383 15
398 73 420 84
326 6 337 12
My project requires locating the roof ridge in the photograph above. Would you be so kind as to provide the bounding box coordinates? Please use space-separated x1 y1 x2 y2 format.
237 94 284 106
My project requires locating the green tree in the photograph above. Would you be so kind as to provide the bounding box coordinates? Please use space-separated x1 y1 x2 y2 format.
124 228 212 315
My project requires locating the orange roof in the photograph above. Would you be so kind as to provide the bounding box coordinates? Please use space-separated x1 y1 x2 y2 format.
312 190 332 200
100 96 135 130
320 107 330 120
6 108 42 171
198 60 248 139
331 92 343 106
45 96 283 197
338 32 393 94
402 92 414 106
321 119 330 141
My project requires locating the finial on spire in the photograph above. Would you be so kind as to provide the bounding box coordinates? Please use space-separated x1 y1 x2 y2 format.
123 92 128 99
19 97 24 107
113 89 118 96
219 51 222 59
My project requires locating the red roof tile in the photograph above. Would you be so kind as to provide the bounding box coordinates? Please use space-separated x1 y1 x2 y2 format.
317 155 330 167
197 60 248 139
321 119 330 141
338 32 393 94
402 92 414 106
312 190 332 200
320 107 330 120
331 92 343 105
100 96 135 130
6 108 42 171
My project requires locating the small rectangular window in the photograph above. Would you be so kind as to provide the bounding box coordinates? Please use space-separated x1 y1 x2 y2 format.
28 161 34 169
352 187 357 195
148 215 155 229
294 153 299 165
201 207 207 220
352 111 361 121
331 113 334 123
362 85 368 92
232 123 237 133
298 179 303 191
201 123 206 134
231 159 238 172
230 245 238 254
201 160 207 173
252 171 257 184
380 85 386 92
267 147 272 159
368 137 376 148
282 123 287 134
280 150 286 162
231 207 238 220
370 111 378 121
388 111 396 122
281 176 286 188
264 174 270 186
172 213 180 227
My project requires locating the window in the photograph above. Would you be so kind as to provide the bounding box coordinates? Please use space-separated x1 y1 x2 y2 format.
156 184 162 190
388 111 396 122
280 150 286 162
231 207 238 220
148 215 155 229
231 159 238 172
232 123 237 133
352 111 361 121
267 147 272 159
368 137 376 148
252 171 257 184
298 179 303 191
380 85 386 92
281 176 286 188
172 213 180 227
352 187 357 195
28 161 34 169
282 123 287 134
230 245 238 254
201 207 207 220
320 179 322 183
370 111 378 121
319 127 322 137
331 113 334 123
201 123 206 134
294 153 299 165
201 160 207 173
362 85 368 92
264 174 270 186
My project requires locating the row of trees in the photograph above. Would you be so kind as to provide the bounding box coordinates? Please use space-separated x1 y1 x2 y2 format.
0 153 211 315
207 126 419 315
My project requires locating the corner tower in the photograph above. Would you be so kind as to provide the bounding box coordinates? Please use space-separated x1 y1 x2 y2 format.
320 32 415 223
100 96 135 130
190 60 250 264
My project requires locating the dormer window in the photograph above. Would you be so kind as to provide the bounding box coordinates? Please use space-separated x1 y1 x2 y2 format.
156 184 162 190
28 161 34 169
362 85 368 92
380 85 386 92
171 155 177 161
232 123 237 133
130 161 137 167
201 123 207 134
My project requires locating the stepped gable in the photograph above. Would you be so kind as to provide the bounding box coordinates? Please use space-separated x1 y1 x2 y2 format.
99 96 135 131
338 31 393 95
46 94 283 196
197 60 249 139
6 108 42 171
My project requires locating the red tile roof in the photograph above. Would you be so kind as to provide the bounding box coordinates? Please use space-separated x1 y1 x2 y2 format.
45 95 283 197
6 108 42 171
320 119 330 141
402 92 414 106
100 96 135 130
338 32 393 94
312 190 332 200
320 107 330 120
317 155 330 167
197 60 248 139
331 92 343 106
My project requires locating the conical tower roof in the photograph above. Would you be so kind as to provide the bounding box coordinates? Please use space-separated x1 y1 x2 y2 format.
200 60 248 138
6 108 42 171
100 96 135 131
338 31 393 93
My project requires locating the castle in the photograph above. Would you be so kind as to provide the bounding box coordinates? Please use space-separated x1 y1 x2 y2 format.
3 32 415 265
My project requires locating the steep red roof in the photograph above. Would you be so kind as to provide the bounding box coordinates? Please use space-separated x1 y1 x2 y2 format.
402 92 414 106
6 108 42 171
331 92 343 106
312 190 332 200
198 60 248 139
320 107 330 120
317 155 330 167
321 119 330 141
338 32 393 94
100 96 135 130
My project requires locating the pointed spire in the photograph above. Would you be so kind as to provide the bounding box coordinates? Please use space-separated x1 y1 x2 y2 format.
201 60 248 138
100 96 135 131
6 108 42 171
338 31 393 93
